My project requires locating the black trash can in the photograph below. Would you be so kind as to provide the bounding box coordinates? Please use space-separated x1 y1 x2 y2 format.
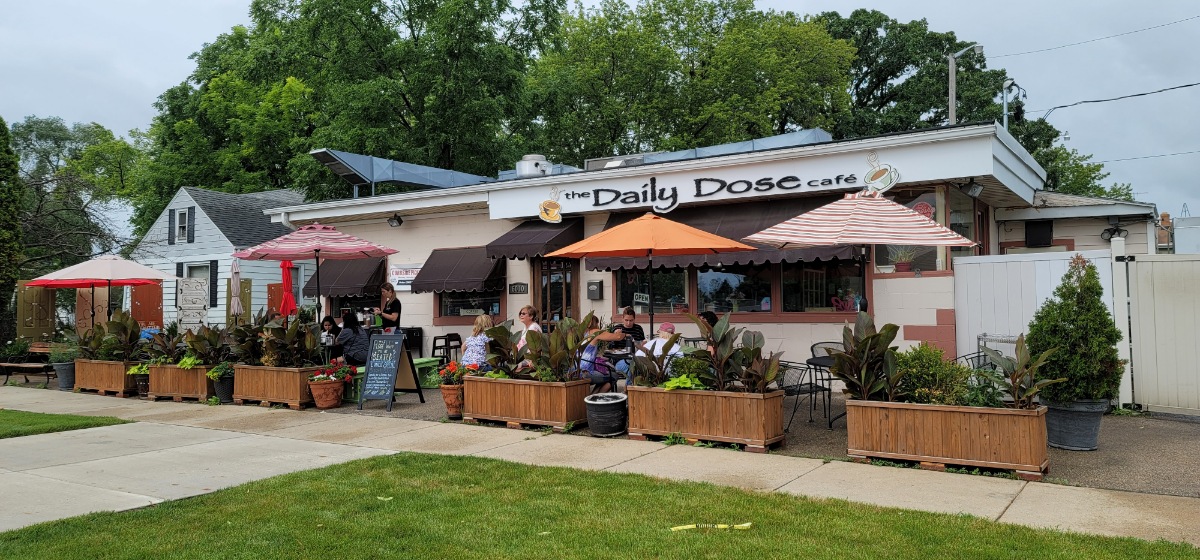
584 392 628 437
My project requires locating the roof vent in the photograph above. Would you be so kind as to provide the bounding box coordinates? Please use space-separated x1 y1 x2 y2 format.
516 154 549 178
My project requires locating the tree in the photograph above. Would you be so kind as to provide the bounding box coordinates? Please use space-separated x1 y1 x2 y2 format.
0 116 22 344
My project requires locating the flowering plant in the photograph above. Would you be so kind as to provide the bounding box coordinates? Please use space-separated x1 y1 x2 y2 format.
438 361 478 385
309 360 356 383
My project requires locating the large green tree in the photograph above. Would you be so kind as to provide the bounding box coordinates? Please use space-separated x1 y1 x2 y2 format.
0 116 22 344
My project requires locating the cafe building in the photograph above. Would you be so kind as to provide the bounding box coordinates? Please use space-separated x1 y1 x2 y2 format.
270 123 1073 358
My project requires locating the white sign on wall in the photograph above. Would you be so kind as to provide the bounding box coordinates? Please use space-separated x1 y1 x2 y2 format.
388 264 421 291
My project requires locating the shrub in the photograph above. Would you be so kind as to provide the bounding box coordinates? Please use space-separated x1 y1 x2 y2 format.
829 312 903 401
1026 254 1124 402
895 343 971 406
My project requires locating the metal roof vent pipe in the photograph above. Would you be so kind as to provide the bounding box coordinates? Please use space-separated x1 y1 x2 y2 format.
515 154 549 178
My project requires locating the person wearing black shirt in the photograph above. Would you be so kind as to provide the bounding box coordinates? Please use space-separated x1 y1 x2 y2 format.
375 282 402 332
608 306 646 350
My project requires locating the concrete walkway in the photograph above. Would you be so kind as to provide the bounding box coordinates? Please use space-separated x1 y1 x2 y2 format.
1 386 1197 546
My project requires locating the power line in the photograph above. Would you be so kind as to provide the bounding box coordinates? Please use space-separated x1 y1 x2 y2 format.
1024 81 1200 119
1094 149 1200 164
991 14 1200 58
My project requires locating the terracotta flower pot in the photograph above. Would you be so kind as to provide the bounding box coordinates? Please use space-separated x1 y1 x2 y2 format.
440 384 464 419
309 379 345 409
893 262 912 272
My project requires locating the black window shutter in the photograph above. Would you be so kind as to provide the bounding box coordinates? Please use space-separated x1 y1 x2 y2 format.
168 210 176 245
209 260 218 307
175 263 184 310
187 206 196 243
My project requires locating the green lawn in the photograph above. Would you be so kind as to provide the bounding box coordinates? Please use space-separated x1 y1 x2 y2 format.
0 409 130 439
0 453 1194 559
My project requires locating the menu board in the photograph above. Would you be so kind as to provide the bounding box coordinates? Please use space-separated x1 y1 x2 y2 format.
358 333 425 411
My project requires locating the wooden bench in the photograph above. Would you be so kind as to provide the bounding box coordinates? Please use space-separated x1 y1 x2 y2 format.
1 363 56 385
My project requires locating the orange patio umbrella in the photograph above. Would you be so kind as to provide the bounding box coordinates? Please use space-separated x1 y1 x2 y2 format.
547 212 753 332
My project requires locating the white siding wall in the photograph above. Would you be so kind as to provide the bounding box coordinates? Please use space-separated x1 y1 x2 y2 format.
130 189 315 326
999 218 1151 254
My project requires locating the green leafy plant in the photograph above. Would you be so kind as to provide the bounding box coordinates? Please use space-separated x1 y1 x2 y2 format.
1026 254 1125 403
662 373 706 391
684 312 742 390
485 313 596 382
230 309 268 366
887 245 920 264
483 320 530 377
662 432 688 446
177 355 202 369
104 310 146 362
126 363 149 376
629 332 682 388
205 396 221 406
669 355 711 380
185 325 232 366
895 342 971 406
0 337 32 362
146 331 187 364
829 312 904 401
48 344 79 364
205 361 235 382
737 330 783 393
261 320 322 367
77 324 107 360
963 373 1005 408
981 334 1064 410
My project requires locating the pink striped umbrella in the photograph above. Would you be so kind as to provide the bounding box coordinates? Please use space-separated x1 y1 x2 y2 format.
233 223 397 317
744 191 975 248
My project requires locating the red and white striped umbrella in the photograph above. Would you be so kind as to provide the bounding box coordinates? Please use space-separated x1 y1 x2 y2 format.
744 191 975 248
233 223 397 318
232 223 397 260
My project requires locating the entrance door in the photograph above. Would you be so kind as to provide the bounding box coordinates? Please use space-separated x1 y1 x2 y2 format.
532 258 577 331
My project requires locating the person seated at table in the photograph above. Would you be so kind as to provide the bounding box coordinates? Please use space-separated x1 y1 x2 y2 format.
699 311 719 329
335 311 370 368
320 315 343 361
610 307 646 377
581 316 624 393
515 305 541 351
634 322 685 371
461 314 494 369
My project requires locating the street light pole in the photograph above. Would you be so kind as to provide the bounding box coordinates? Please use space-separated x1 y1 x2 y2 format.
948 43 983 124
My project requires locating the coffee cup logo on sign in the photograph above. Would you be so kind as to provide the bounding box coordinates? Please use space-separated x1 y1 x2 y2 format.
538 185 563 223
863 151 900 193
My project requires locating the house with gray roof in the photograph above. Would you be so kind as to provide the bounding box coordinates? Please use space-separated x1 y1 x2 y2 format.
131 187 316 330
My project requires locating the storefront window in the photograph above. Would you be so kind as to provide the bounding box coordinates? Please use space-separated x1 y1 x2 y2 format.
948 186 982 261
616 269 688 315
781 261 863 312
439 291 503 318
876 189 940 271
697 265 772 314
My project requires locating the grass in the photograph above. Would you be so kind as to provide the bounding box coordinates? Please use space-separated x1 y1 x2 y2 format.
0 453 1195 559
0 409 130 439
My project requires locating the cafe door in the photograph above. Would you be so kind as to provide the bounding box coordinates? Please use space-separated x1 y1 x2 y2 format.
532 258 577 331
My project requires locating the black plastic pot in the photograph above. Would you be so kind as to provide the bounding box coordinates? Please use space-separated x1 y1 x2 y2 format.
213 375 235 403
1046 399 1109 451
584 392 628 437
133 374 151 398
53 362 76 391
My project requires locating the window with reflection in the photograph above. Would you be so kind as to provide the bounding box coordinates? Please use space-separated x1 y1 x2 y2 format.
948 186 984 261
697 265 772 313
615 269 688 315
439 290 503 318
781 260 863 312
875 189 940 271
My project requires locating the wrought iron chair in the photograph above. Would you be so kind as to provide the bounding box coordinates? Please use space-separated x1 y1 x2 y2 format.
810 341 844 429
780 360 831 432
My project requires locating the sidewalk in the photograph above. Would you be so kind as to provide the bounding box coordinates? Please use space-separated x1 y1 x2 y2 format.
1 386 1197 546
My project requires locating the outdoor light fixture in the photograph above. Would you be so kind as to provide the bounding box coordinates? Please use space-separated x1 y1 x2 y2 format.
948 43 983 124
387 214 404 227
959 178 984 199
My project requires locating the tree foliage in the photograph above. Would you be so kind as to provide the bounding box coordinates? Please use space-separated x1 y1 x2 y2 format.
0 116 23 343
1025 254 1124 402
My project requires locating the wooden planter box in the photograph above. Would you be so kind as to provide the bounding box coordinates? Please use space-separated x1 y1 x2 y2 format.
462 376 590 431
148 364 213 401
627 386 786 453
74 359 138 397
846 400 1049 480
232 365 322 410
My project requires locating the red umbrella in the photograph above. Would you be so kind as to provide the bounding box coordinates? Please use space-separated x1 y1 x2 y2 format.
26 255 176 327
232 223 397 318
279 260 298 318
744 191 975 248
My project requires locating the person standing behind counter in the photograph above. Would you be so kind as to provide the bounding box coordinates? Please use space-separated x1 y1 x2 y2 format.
374 282 401 333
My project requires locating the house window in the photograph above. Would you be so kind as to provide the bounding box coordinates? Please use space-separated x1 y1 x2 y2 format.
781 260 863 312
186 263 209 279
615 269 688 316
439 290 503 318
176 208 189 242
697 264 773 314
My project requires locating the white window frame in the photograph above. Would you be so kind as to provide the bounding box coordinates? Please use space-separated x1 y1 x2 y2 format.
176 208 189 242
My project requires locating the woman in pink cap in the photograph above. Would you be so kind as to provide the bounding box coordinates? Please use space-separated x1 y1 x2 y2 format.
635 322 684 361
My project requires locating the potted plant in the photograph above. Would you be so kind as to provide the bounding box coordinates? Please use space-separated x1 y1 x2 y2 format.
75 311 145 397
146 329 207 401
1025 254 1125 451
1 337 31 363
462 314 594 431
835 312 1060 479
232 319 323 409
49 342 79 391
625 313 786 452
206 361 236 403
887 245 920 272
436 360 475 419
126 362 151 398
307 362 354 409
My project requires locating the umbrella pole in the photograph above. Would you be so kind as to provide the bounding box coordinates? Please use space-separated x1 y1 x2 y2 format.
90 284 96 330
647 251 654 335
314 249 322 320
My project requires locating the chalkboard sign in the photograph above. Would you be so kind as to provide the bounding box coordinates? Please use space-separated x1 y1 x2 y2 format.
358 333 424 411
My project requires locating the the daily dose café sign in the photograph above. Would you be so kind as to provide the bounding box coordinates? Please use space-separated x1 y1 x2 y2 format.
488 150 904 222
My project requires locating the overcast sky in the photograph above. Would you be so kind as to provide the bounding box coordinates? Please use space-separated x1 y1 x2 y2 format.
3 0 1196 222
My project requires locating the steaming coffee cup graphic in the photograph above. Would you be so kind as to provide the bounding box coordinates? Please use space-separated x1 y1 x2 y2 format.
539 199 562 223
864 151 899 192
